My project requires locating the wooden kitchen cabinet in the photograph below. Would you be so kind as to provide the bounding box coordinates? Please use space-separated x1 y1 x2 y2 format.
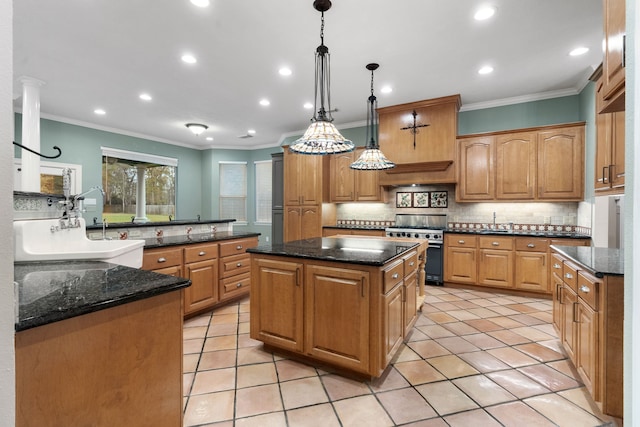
322 227 386 237
444 234 477 284
283 150 324 206
285 205 321 241
457 136 494 200
537 127 584 200
600 0 625 113
330 149 382 202
183 242 219 314
595 71 625 193
496 131 536 200
478 236 514 288
515 237 549 293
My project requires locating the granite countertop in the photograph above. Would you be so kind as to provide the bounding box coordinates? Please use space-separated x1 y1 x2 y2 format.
14 260 191 332
323 225 387 230
86 218 236 230
550 245 623 278
143 231 261 249
445 229 591 239
247 237 419 266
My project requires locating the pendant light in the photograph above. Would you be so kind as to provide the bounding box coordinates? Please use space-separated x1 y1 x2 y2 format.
350 63 395 170
289 0 354 155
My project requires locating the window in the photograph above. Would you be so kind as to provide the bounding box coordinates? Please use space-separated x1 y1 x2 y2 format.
219 161 247 222
255 160 272 224
101 147 177 223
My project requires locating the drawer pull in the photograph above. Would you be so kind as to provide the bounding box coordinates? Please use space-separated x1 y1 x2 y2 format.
236 282 242 288
492 242 499 246
580 285 590 293
458 240 465 244
391 273 399 279
157 257 167 263
565 273 573 279
236 262 243 267
199 251 206 256
527 243 535 248
236 245 243 250
553 263 561 269
409 261 415 267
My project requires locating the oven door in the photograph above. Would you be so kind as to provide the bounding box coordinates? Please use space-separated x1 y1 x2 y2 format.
425 243 443 285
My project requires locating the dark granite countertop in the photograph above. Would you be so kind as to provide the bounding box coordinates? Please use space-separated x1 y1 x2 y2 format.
323 225 387 230
445 229 591 239
550 245 623 278
247 237 418 266
142 231 261 249
14 260 191 332
86 218 236 230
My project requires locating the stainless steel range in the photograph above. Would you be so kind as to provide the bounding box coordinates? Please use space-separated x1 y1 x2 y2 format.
385 214 446 285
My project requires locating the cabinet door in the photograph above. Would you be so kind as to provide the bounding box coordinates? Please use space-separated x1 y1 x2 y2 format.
383 284 404 367
284 207 302 242
305 265 370 373
444 246 477 284
611 111 625 189
152 265 183 278
355 169 382 201
576 301 599 398
537 127 584 200
330 152 356 202
478 249 513 288
284 151 323 205
300 206 321 240
403 270 418 337
552 272 564 336
601 0 625 111
515 251 548 293
184 259 218 315
495 132 536 200
457 136 494 200
250 258 304 352
561 285 578 363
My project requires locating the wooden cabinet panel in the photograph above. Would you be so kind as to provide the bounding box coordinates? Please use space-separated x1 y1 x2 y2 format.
601 0 625 113
284 206 322 242
383 284 404 367
330 152 356 202
142 247 182 270
184 259 218 315
515 251 548 293
403 270 418 337
445 246 477 284
552 272 563 335
537 127 584 199
219 253 251 278
153 265 183 277
219 272 250 302
383 259 404 293
251 257 304 352
561 285 578 362
595 74 625 193
478 248 513 288
219 237 258 257
457 136 494 200
184 242 218 263
305 265 370 372
576 302 599 398
284 151 323 205
496 132 536 200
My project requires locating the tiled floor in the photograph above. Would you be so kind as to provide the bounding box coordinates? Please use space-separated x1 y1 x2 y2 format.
182 286 617 427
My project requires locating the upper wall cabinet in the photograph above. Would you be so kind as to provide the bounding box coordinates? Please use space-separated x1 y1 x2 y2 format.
600 0 625 113
283 150 326 206
330 148 382 203
377 95 461 186
457 123 585 202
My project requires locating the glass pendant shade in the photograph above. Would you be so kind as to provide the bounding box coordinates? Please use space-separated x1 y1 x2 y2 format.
350 63 395 170
289 2 354 155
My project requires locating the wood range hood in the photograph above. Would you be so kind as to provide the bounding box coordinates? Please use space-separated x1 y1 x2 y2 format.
377 94 461 187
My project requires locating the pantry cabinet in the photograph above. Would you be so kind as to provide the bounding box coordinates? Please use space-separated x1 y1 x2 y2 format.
600 0 625 113
330 149 382 202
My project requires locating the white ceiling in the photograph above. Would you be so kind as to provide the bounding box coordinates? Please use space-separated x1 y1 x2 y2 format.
13 0 603 151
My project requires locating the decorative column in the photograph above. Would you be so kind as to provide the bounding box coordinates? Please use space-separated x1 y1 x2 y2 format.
134 166 149 223
18 76 45 192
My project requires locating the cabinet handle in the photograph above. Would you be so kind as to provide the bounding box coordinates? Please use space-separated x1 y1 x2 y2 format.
409 261 415 267
361 277 365 298
236 245 243 250
602 166 609 184
236 262 243 267
609 164 614 185
553 263 561 269
492 242 499 246
296 268 301 286
527 243 535 248
157 257 166 263
392 273 399 279
198 251 206 256
556 283 563 302
458 240 465 244
236 282 242 288
580 285 590 294
573 302 579 323
565 273 573 279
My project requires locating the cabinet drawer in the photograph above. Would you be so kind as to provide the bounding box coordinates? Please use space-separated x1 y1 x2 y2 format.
219 237 258 257
577 272 600 311
448 235 477 247
515 238 549 252
184 243 218 263
220 253 251 278
383 260 404 294
551 253 564 278
219 272 250 300
479 236 514 250
142 247 182 270
562 260 580 291
403 251 419 277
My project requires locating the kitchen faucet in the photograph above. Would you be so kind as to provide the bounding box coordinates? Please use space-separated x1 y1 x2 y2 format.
492 211 496 229
57 171 106 230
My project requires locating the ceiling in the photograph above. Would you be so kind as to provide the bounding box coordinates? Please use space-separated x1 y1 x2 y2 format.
13 0 603 151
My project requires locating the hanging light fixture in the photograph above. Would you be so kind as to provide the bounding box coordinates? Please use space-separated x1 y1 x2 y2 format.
185 123 208 136
289 0 354 155
350 63 395 170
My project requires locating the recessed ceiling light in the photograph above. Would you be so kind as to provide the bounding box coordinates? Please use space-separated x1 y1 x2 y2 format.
181 54 197 64
303 102 313 109
259 99 270 106
279 67 292 76
478 66 494 75
94 108 106 115
139 93 152 101
247 129 256 135
190 0 210 7
474 6 496 21
206 136 214 141
380 86 393 94
569 47 589 56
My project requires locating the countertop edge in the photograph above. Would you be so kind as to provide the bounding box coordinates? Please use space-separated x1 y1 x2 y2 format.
86 218 237 230
550 245 623 278
142 232 261 249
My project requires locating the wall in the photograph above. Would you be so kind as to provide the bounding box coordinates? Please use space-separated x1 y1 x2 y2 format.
577 82 596 229
0 1 16 424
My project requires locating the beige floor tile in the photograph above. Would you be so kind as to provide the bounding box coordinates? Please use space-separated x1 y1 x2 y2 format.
437 294 464 302
488 316 526 329
447 309 481 321
529 311 554 323
214 304 240 315
417 324 457 339
207 323 237 337
234 411 287 427
280 376 329 409
238 333 262 348
450 300 481 310
333 395 395 427
198 349 237 370
487 329 532 346
377 386 438 424
407 339 451 359
461 332 506 349
486 305 521 316
513 342 565 362
486 400 557 426
441 321 480 336
488 297 520 306
546 359 581 380
510 326 556 342
238 321 250 334
183 372 194 397
394 360 447 385
486 370 551 398
443 408 503 427
211 313 239 325
466 307 502 318
519 364 582 391
466 298 499 308
236 346 274 366
463 318 504 332
509 313 547 326
430 301 462 312
239 312 250 322
368 366 410 392
392 343 422 362
406 328 430 342
416 381 479 416
414 314 436 326
458 351 511 373
532 323 558 336
452 375 517 406
275 359 318 381
191 367 236 394
183 390 235 426
487 346 538 367
235 383 283 419
184 353 200 372
321 373 371 401
183 314 211 328
400 417 449 426
558 387 609 418
434 336 480 353
427 355 479 379
184 338 205 354
505 303 540 313
236 362 278 389
425 311 459 324
183 326 208 340
285 403 341 427
524 393 606 427
537 338 566 355
203 335 237 352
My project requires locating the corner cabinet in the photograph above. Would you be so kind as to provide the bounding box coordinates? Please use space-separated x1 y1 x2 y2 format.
457 123 585 202
330 149 382 202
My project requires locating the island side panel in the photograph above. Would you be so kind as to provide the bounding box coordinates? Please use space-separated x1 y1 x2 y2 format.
15 290 183 427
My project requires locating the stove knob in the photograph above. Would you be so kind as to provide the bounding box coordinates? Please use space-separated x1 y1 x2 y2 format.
414 233 419 238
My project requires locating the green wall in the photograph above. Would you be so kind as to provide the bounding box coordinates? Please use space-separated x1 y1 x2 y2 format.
578 82 596 201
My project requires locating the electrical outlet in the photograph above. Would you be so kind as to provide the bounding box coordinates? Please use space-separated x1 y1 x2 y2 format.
265 236 270 242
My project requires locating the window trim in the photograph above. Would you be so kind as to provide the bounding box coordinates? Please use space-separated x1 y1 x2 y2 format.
254 159 272 225
101 146 178 167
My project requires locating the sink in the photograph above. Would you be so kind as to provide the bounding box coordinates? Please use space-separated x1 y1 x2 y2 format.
14 218 145 268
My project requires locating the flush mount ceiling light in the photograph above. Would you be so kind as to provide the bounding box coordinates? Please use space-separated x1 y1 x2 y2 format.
181 54 197 64
94 108 106 115
139 93 152 101
350 63 395 170
569 47 589 56
190 0 210 7
185 123 208 135
478 65 494 75
289 0 354 155
474 6 496 20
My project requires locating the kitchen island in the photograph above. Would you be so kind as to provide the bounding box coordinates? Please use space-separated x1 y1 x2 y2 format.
248 236 422 377
14 261 190 426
